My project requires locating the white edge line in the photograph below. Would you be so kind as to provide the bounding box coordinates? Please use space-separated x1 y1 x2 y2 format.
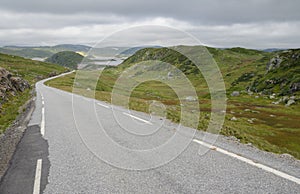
123 112 152 125
33 159 42 194
96 102 110 109
192 139 300 185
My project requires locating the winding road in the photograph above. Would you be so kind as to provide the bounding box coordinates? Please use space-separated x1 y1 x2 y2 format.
0 73 299 194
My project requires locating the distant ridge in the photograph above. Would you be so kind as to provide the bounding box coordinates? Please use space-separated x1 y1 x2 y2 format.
0 44 91 59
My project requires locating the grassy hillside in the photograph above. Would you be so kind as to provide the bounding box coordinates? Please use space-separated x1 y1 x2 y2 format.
249 49 300 95
46 46 300 159
45 51 84 69
0 53 68 133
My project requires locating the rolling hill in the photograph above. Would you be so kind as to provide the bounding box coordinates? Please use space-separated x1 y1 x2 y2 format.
45 51 84 69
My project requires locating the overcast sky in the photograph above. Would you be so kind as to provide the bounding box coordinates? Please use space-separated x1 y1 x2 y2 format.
0 0 299 48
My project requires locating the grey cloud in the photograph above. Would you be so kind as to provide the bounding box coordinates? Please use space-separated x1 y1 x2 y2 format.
0 11 125 29
0 0 299 48
1 0 300 24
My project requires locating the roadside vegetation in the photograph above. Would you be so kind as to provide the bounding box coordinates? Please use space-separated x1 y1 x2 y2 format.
0 53 68 133
46 46 300 159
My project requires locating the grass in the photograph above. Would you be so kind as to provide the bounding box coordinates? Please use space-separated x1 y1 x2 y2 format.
0 53 68 133
0 89 31 133
45 47 300 159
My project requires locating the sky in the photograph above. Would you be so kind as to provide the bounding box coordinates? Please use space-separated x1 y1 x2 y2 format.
0 0 299 49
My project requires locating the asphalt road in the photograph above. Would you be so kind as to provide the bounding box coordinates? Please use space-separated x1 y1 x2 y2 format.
1 74 300 193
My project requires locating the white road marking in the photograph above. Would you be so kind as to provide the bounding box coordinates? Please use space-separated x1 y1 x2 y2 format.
192 139 300 185
123 112 152 125
41 107 45 136
96 102 110 109
33 159 42 194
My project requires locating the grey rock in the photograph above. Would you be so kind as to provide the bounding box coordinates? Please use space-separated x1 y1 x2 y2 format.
285 99 295 107
247 118 256 124
267 56 282 72
290 82 300 93
167 71 173 79
282 96 289 103
185 96 197 101
231 91 240 97
230 116 238 121
0 68 30 104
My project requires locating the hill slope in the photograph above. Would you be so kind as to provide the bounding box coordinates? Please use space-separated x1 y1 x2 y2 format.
0 52 68 133
45 51 84 69
249 49 300 95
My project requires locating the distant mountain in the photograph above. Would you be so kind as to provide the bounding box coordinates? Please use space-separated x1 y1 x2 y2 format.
88 47 129 57
45 51 84 69
262 48 286 53
0 47 53 58
51 44 91 52
0 44 91 59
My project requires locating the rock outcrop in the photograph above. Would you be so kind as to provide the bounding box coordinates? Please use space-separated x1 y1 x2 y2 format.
0 67 30 104
249 49 300 96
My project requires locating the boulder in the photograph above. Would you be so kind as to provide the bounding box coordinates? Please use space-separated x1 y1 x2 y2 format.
282 96 289 103
290 82 300 93
267 56 282 72
185 96 197 101
285 99 295 107
231 91 240 97
0 68 30 103
230 117 238 121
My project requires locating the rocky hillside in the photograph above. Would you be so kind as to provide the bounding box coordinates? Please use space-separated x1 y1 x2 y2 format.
0 52 67 133
45 51 84 69
120 47 299 97
0 68 30 104
249 49 300 96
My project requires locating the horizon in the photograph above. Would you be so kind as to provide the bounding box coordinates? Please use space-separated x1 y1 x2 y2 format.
0 43 297 51
0 1 299 49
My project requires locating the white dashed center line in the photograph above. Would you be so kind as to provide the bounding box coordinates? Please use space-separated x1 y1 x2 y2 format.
96 102 110 109
123 112 152 125
40 94 45 136
33 159 42 194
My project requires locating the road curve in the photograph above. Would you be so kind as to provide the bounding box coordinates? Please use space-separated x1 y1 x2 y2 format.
1 73 300 194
